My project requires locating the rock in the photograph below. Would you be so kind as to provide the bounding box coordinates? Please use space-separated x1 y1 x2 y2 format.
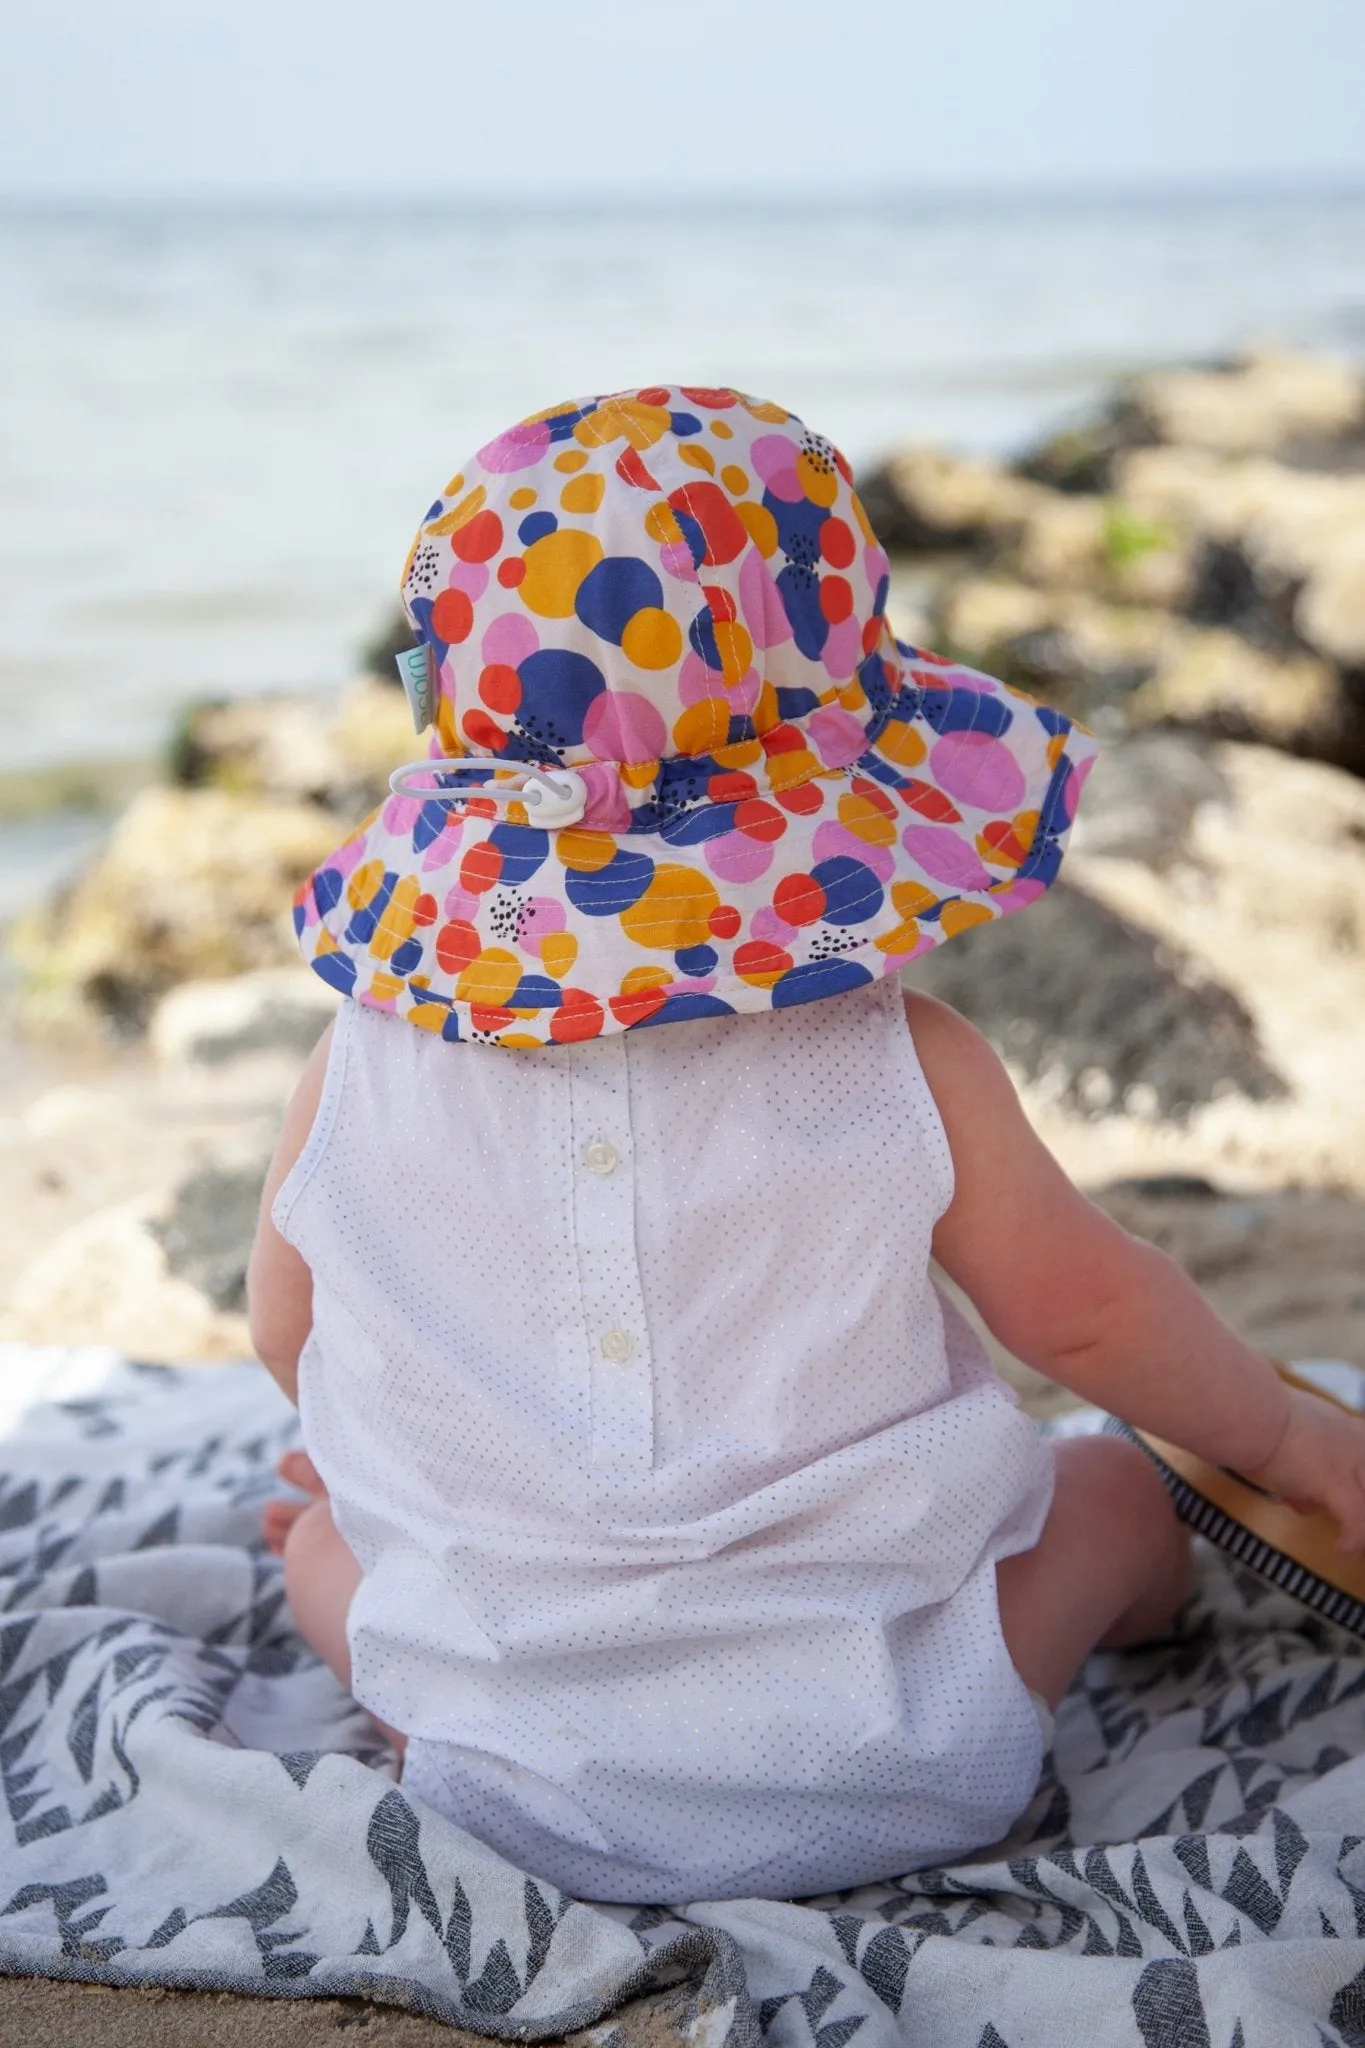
169 678 415 816
151 968 338 1068
1018 351 1365 491
902 880 1282 1121
1127 351 1365 462
933 572 1341 753
1116 446 1365 701
858 446 1041 552
0 1197 249 1360
12 786 340 1032
149 1151 271 1312
1067 731 1230 867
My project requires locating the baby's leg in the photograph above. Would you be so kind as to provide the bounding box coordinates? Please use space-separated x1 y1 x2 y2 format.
282 1495 407 1757
997 1435 1192 1711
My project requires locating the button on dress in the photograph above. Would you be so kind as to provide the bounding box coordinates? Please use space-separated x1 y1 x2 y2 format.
273 981 1054 1902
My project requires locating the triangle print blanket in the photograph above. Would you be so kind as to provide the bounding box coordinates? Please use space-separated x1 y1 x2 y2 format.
2 1346 1365 2048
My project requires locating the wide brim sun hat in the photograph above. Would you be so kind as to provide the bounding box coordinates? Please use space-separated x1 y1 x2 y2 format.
294 386 1097 1047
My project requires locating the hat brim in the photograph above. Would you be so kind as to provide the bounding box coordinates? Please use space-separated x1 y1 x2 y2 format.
294 651 1096 1048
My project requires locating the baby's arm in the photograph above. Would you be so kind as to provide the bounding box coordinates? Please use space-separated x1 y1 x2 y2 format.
246 1021 332 1406
908 992 1365 1551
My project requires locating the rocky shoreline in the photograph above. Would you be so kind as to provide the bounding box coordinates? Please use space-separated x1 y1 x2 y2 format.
2 349 1363 1390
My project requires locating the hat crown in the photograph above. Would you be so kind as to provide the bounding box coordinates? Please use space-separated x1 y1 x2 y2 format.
400 387 894 793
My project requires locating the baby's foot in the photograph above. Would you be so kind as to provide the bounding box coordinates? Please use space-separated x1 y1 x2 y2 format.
262 1449 326 1556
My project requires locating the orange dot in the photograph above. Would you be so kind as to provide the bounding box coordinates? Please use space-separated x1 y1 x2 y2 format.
554 449 589 472
509 486 537 509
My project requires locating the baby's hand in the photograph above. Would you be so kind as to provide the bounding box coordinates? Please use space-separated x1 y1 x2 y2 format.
1242 1389 1365 1553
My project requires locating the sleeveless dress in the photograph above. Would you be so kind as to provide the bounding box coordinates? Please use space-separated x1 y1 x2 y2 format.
273 981 1054 1903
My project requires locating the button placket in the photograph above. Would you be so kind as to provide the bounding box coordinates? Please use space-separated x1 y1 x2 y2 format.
567 1040 654 1471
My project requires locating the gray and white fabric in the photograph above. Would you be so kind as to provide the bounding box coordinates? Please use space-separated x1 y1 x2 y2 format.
3 1346 1365 2046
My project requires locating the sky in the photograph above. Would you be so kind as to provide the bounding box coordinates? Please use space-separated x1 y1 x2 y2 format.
2 0 1364 202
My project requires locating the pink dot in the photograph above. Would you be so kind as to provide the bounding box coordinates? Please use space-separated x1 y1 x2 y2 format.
443 883 481 921
329 837 368 879
739 547 793 650
863 542 890 591
751 904 797 947
806 704 867 769
704 831 775 885
448 560 489 601
381 794 423 835
901 825 993 892
477 421 551 472
582 689 669 763
517 897 565 955
727 667 762 715
766 467 804 503
750 433 800 485
821 615 862 681
420 818 465 871
812 820 895 881
660 541 698 582
481 613 538 667
929 732 1026 814
678 650 727 706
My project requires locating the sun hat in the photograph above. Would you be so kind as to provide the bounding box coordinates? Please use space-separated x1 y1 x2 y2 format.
294 385 1096 1047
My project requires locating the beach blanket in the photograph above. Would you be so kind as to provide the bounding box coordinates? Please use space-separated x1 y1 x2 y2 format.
3 1351 1365 2048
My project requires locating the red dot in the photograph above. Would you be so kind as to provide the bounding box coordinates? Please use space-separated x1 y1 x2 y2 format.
609 985 667 1028
552 989 606 1043
478 663 521 714
701 583 737 624
680 387 737 408
462 708 504 751
431 587 474 644
774 781 825 817
862 616 882 655
435 920 479 975
470 1003 515 1034
460 843 502 894
734 798 786 844
708 770 758 804
735 940 793 981
820 575 853 624
773 873 826 926
637 386 671 407
412 892 438 927
820 517 856 569
452 510 503 563
497 556 526 587
708 903 742 939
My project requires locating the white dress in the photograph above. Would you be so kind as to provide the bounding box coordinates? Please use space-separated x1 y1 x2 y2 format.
274 981 1053 1902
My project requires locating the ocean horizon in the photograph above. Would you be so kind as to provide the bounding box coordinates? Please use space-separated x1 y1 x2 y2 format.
2 183 1364 913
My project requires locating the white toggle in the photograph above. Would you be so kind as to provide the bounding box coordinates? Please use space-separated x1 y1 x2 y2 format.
387 757 587 828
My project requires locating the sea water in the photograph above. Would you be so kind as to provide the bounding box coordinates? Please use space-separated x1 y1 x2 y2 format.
1 189 1364 910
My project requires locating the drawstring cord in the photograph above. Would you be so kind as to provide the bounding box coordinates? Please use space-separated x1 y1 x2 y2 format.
387 757 588 828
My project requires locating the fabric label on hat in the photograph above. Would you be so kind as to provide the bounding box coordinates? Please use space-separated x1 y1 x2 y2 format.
395 643 438 731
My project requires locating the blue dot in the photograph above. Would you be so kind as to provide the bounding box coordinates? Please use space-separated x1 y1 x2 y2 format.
770 958 873 1008
575 555 664 645
390 936 425 976
310 951 357 997
507 975 563 1009
632 992 736 1027
688 606 722 671
920 686 1013 738
487 823 549 886
312 867 344 915
413 799 452 852
809 856 885 925
674 944 718 977
564 849 654 917
776 686 821 721
519 510 558 545
775 563 829 662
516 649 606 748
658 801 737 846
669 411 702 437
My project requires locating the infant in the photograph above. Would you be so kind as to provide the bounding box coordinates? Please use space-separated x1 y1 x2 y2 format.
248 387 1365 1904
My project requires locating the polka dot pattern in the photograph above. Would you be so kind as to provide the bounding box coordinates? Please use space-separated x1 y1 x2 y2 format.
296 387 1097 1046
